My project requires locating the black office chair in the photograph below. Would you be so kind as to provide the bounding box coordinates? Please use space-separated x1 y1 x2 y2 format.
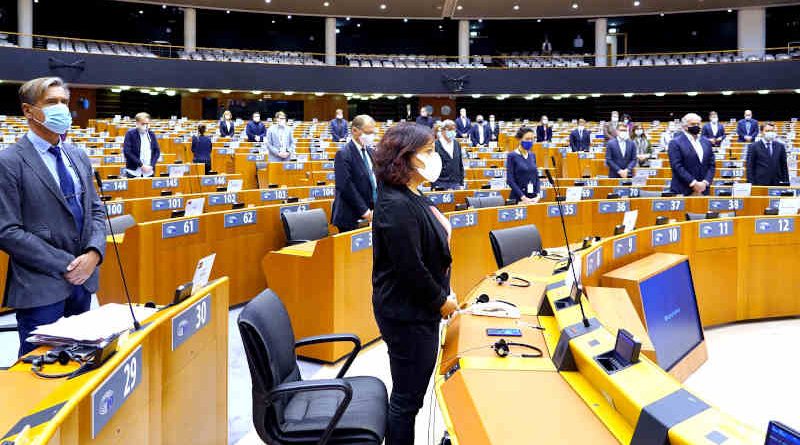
281 208 329 246
489 224 543 268
105 214 136 236
466 195 505 209
238 290 387 445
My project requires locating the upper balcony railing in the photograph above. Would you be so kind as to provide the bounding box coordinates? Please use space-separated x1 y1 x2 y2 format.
0 31 797 70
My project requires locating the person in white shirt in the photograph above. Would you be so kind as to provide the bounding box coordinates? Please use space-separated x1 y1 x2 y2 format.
265 111 296 162
433 120 464 189
122 112 160 177
701 111 726 147
470 115 490 147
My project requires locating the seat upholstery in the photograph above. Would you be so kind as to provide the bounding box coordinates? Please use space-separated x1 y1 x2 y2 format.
281 208 329 245
466 195 505 209
489 224 543 268
105 214 136 235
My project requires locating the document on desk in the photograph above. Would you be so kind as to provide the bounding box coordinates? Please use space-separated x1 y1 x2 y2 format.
28 304 158 344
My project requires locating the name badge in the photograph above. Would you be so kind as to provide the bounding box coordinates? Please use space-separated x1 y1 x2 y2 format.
527 183 534 194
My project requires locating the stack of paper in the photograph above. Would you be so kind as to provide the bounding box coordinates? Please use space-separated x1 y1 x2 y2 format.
28 304 157 345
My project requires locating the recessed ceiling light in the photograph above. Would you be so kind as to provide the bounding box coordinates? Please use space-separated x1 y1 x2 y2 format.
654 92 666 97
251 90 262 94
139 10 144 14
537 19 541 23
288 15 292 19
284 91 294 95
111 88 122 93
154 87 166 92
623 92 635 97
562 93 572 98
379 4 387 10
457 5 463 10
660 12 665 16
577 95 588 100
314 92 325 96
265 0 271 3
371 93 383 99
525 95 535 100
336 28 340 34
402 94 413 98
591 93 601 98
188 88 199 93
221 89 232 94
323 1 330 6
727 8 732 12
496 95 506 100
572 3 579 9
721 90 733 95
165 90 177 96
471 94 482 98
346 16 351 20
357 23 361 27
226 10 230 14
387 95 398 100
686 91 699 96
552 95 563 100
633 0 640 6
513 4 520 11
794 89 800 94
478 19 483 23
403 18 408 22
758 89 770 95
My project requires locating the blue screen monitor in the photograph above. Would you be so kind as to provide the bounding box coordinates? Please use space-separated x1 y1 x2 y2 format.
766 421 800 445
639 260 704 371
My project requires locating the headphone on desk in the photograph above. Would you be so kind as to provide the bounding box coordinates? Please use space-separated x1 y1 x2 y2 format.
492 339 544 359
475 293 517 306
490 272 531 288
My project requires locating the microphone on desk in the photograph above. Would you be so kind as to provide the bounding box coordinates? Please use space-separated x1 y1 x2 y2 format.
94 171 141 331
544 158 590 328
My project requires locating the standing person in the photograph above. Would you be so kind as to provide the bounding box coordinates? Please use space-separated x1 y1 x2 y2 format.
455 108 471 138
0 77 106 356
415 107 434 128
569 119 591 152
372 122 458 445
668 113 716 196
746 121 789 186
329 108 349 142
506 127 541 204
265 111 296 162
331 114 378 233
737 110 759 142
191 123 213 174
701 111 726 147
245 112 266 142
605 122 637 178
604 110 620 141
487 114 500 143
659 122 678 150
432 120 464 189
536 115 552 142
122 112 161 178
218 110 235 137
469 114 490 147
632 124 652 166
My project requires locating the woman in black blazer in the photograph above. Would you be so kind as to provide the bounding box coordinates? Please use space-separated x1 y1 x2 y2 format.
218 110 235 137
191 124 213 174
372 122 458 445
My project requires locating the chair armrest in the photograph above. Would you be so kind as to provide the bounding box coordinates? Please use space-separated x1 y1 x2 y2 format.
267 379 353 445
296 334 362 378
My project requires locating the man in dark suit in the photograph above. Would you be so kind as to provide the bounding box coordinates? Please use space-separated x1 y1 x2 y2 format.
470 115 490 147
488 114 500 143
736 110 758 142
605 123 637 178
415 107 433 128
701 111 726 147
0 77 106 355
569 119 591 152
746 121 789 186
329 108 348 142
455 108 471 138
332 114 378 232
536 115 553 142
245 112 266 142
668 113 716 196
122 112 161 177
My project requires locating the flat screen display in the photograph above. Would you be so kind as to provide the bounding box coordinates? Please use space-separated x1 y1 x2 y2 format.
766 421 800 445
639 260 704 371
614 330 636 363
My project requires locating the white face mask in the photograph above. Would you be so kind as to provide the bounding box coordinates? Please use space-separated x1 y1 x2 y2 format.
764 131 777 141
415 152 442 183
137 123 148 133
336 115 343 120
542 119 548 125
710 117 718 124
278 118 287 126
635 129 643 136
577 126 584 131
617 131 629 140
611 115 619 122
359 132 375 146
253 116 261 123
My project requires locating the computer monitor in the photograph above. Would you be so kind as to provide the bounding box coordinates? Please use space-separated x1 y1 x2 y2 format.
766 421 800 445
638 260 704 371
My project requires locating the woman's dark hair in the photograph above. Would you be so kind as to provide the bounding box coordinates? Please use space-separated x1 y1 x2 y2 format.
632 124 647 138
374 122 434 186
516 126 535 139
197 124 206 135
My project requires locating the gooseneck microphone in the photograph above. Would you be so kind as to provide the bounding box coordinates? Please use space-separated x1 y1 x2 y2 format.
94 171 141 331
545 158 590 328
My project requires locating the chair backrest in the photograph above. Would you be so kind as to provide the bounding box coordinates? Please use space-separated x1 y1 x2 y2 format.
489 224 543 268
237 289 302 440
466 195 505 209
281 208 329 245
105 214 136 235
685 212 707 221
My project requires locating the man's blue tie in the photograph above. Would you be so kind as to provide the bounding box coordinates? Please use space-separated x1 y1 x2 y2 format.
48 146 84 234
746 121 751 135
362 148 377 204
768 142 773 157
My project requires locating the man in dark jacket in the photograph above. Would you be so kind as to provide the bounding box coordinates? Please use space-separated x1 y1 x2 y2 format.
332 114 378 232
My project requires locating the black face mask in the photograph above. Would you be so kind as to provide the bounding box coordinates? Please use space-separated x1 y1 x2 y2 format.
687 125 701 135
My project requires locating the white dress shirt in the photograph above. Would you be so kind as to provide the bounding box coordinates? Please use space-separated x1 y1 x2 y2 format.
139 130 152 166
710 122 719 136
477 125 485 144
685 131 704 163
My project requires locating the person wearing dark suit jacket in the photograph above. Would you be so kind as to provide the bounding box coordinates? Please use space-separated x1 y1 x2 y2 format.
432 120 464 189
0 77 105 356
701 111 726 147
488 115 500 142
372 122 458 445
332 115 378 232
329 108 349 142
746 121 789 186
605 123 637 178
668 113 716 196
469 115 491 147
506 127 541 204
122 112 161 177
415 107 434 128
569 119 591 152
191 123 213 174
536 115 553 142
218 110 235 137
245 112 266 142
736 110 758 142
455 108 471 138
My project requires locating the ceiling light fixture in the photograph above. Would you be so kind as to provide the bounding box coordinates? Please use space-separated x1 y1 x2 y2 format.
314 92 325 96
165 90 177 96
654 92 666 97
387 95 397 100
537 19 541 22
265 0 271 3
379 4 387 10
284 91 294 95
221 89 232 94
323 1 329 6
591 93 601 98
721 90 734 95
577 95 588 100
188 88 199 93
633 0 640 6
513 4 520 11
403 18 408 22
686 91 699 96
758 89 770 94
251 90 262 94
471 94 482 98
457 5 463 10
402 94 413 98
623 92 635 97
572 3 579 9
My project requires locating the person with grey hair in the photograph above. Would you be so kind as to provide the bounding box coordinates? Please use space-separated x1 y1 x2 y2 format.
432 119 464 190
668 112 715 196
332 114 378 232
122 111 161 177
0 77 106 355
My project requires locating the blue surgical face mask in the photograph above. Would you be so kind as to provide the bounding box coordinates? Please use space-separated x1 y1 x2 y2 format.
521 140 534 150
445 130 456 139
33 103 72 135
